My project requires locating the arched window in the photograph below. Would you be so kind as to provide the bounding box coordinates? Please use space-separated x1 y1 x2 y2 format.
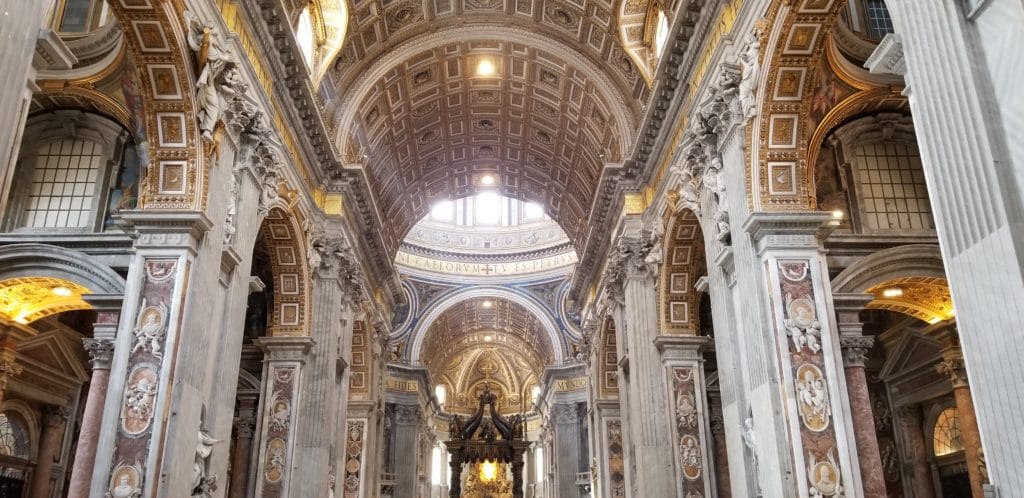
4 112 136 232
932 407 964 457
51 0 112 35
0 412 31 460
829 114 934 233
843 0 895 42
653 9 669 59
296 7 316 68
21 139 103 229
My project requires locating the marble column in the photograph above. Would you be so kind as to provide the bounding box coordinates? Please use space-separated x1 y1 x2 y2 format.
875 3 1024 492
228 413 256 498
709 411 731 498
393 404 422 498
740 213 864 497
838 335 887 498
0 1 43 202
253 336 312 498
67 337 115 498
0 330 22 404
935 351 985 498
604 220 676 498
29 406 68 498
896 405 935 498
658 336 714 498
551 403 581 498
291 232 359 497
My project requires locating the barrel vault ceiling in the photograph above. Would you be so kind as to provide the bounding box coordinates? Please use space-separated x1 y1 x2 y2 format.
324 0 653 252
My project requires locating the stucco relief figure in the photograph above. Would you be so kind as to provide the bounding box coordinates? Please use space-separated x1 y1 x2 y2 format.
191 429 221 497
123 368 158 434
265 437 286 482
107 465 143 498
738 28 761 120
785 295 822 353
807 450 842 497
268 397 290 432
674 170 701 215
680 435 702 480
186 11 237 141
131 300 168 359
676 392 698 430
795 364 831 431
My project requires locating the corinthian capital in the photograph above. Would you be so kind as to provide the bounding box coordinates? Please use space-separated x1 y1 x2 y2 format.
839 336 875 367
604 234 658 291
935 357 969 389
308 232 365 299
83 338 115 370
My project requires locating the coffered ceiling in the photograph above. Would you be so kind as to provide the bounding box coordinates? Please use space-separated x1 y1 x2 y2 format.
325 0 651 252
420 296 556 413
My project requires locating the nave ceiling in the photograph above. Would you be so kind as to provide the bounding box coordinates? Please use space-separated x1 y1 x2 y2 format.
323 0 660 252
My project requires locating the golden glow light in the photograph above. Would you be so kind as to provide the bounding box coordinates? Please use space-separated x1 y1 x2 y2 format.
882 288 903 298
480 174 496 185
483 335 493 342
831 209 844 219
479 461 498 483
481 300 493 309
0 278 92 324
477 59 496 76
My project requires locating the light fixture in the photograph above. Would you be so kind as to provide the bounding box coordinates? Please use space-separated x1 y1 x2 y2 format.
51 286 73 297
477 59 496 76
480 460 498 483
928 316 943 325
483 335 493 342
882 288 903 298
480 174 496 186
831 210 844 219
481 300 493 308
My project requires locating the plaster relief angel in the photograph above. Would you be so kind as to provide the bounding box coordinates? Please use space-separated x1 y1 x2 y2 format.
795 364 831 431
785 294 822 353
125 376 157 420
131 299 168 358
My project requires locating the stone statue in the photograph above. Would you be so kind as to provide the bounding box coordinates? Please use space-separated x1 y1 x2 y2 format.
191 429 221 497
738 27 762 120
186 11 237 141
223 170 239 246
644 223 664 265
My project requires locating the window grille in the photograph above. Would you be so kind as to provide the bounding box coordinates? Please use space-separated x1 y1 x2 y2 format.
22 139 101 229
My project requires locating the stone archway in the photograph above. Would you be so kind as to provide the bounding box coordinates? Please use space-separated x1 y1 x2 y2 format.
254 207 312 337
